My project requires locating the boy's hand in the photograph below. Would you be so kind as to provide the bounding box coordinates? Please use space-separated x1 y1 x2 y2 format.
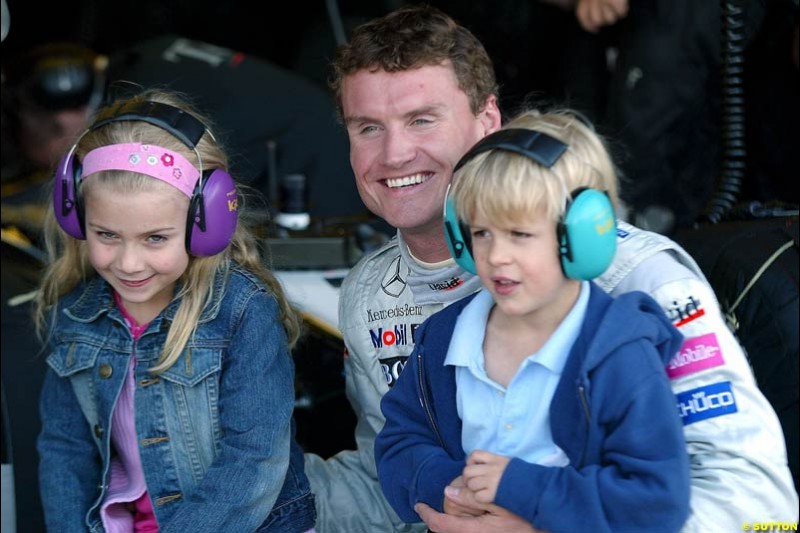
463 450 512 504
442 476 486 517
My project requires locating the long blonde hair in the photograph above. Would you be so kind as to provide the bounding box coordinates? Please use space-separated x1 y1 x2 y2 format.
35 89 301 373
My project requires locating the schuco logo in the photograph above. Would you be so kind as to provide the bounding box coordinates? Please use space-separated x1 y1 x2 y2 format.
676 381 738 425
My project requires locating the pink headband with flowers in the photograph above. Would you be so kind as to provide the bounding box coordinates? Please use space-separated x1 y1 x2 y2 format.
81 142 200 198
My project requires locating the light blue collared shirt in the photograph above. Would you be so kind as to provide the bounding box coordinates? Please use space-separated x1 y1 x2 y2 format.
444 282 590 465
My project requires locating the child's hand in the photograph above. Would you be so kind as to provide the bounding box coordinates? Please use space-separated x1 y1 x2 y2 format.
443 475 487 517
462 450 512 504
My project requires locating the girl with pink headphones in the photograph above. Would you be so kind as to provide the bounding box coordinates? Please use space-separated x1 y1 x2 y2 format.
34 89 316 532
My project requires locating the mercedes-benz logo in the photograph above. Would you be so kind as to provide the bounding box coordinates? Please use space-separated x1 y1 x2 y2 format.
381 255 409 297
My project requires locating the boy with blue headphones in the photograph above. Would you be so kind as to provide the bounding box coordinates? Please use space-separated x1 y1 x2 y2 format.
375 110 691 532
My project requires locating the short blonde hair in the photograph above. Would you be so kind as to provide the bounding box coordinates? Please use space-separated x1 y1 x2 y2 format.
451 109 619 227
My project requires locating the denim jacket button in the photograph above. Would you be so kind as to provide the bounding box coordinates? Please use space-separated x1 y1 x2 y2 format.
99 364 113 379
94 424 104 438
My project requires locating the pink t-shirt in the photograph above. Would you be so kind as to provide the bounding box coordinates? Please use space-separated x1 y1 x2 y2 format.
99 292 158 532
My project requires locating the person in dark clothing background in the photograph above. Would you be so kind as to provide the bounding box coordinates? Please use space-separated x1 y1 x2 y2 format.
551 0 798 234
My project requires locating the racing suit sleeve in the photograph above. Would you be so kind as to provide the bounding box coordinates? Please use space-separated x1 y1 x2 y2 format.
623 257 799 530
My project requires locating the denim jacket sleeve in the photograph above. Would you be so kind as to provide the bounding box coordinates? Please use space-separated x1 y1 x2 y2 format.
159 287 294 532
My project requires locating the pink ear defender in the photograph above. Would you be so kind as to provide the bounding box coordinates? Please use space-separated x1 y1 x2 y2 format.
52 101 238 256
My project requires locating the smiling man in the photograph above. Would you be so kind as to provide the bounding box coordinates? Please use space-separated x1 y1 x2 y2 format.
301 6 503 533
342 63 497 256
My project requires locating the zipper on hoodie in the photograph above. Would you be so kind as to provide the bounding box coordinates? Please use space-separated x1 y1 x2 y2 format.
417 348 445 448
577 384 591 469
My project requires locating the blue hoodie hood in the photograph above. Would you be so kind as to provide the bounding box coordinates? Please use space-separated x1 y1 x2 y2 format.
578 290 683 374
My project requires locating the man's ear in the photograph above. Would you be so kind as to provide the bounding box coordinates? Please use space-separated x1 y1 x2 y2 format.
478 94 502 136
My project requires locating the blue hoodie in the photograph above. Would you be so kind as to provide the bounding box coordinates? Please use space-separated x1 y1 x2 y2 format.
376 283 690 533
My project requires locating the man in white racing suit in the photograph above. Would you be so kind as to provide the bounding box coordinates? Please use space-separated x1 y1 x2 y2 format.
303 5 798 533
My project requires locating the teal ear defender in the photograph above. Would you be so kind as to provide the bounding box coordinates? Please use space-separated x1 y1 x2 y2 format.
443 128 617 280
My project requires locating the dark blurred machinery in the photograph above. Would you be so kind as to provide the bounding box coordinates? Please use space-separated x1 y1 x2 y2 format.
1 231 47 533
3 35 377 250
107 35 362 221
676 1 800 493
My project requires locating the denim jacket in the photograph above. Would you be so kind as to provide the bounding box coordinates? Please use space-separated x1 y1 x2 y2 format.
37 264 316 533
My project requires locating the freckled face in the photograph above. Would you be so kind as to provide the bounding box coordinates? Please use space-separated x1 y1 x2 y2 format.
84 181 190 324
342 64 499 236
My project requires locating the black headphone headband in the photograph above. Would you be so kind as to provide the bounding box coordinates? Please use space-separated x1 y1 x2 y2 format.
90 101 206 149
453 129 568 173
